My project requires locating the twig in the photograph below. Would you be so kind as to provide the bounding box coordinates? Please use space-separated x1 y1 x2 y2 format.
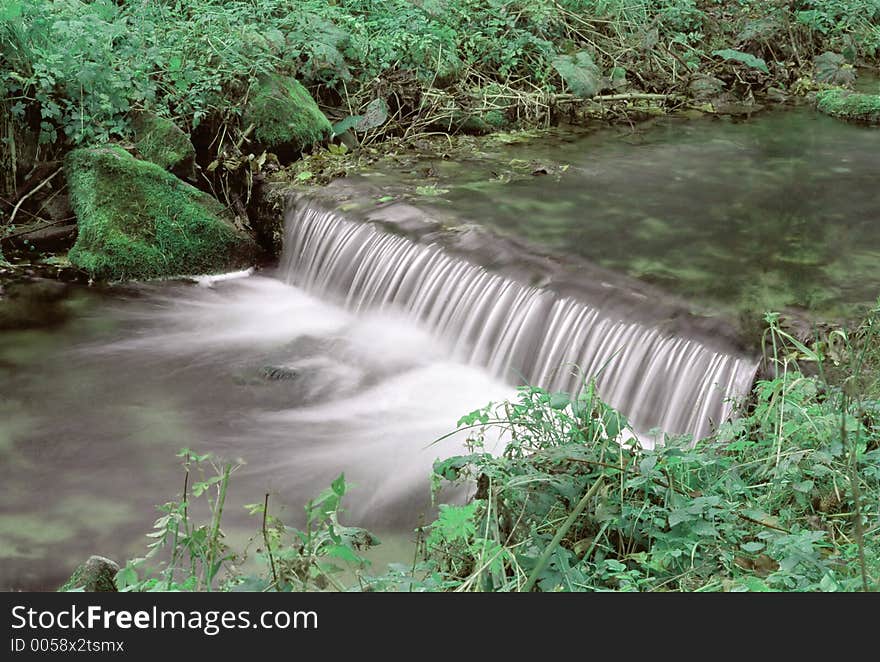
9 167 62 226
262 492 278 589
734 512 791 534
233 123 255 151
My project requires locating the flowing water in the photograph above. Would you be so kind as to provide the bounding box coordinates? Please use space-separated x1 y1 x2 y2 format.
279 204 756 440
1 108 878 590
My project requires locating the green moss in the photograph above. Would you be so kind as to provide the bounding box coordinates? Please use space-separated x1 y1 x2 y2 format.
816 89 880 124
66 146 257 281
132 112 196 179
242 75 332 155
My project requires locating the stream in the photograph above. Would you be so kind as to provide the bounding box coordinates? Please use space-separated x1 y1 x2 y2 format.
1 107 878 590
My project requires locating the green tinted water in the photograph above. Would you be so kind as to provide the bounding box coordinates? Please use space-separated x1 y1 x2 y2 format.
377 107 880 322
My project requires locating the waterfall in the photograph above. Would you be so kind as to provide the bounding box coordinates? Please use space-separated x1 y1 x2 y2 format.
278 199 758 441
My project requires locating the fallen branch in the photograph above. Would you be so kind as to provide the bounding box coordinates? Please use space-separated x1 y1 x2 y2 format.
9 167 62 226
554 92 681 104
1 217 77 243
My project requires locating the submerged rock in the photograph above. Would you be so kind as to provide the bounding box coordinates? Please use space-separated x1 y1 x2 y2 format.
132 112 196 180
242 75 332 161
59 555 119 592
66 146 257 281
816 89 880 124
260 365 298 381
0 277 70 330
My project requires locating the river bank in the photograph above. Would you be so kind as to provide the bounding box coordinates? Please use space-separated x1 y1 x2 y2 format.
3 0 880 279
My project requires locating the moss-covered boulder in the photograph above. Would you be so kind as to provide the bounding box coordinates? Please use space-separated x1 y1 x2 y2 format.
132 112 196 180
816 89 880 124
59 555 119 592
67 146 258 281
242 75 332 160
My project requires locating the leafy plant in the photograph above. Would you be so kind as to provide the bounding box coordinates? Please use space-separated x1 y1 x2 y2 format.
116 449 240 592
712 49 770 74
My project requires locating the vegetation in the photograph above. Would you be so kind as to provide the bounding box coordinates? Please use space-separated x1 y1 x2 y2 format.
3 0 880 248
66 145 256 280
816 88 880 122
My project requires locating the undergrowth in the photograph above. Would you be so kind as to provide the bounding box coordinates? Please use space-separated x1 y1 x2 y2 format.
105 302 879 592
2 0 878 240
2 0 878 155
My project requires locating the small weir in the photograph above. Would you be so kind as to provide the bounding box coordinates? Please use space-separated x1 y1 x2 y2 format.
279 200 759 441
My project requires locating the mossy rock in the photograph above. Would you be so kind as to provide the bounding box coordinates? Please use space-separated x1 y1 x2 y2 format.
59 555 119 592
242 75 332 161
67 146 258 281
132 112 196 180
816 89 880 124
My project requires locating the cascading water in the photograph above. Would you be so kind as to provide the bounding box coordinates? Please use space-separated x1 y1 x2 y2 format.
279 199 759 441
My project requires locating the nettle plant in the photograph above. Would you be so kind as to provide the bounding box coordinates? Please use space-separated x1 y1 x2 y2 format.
421 307 879 592
2 0 157 146
117 450 380 592
116 449 240 592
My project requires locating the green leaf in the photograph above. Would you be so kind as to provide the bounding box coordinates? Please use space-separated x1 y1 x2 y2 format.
115 565 138 591
331 473 346 497
552 51 601 98
326 544 362 565
741 541 765 553
813 52 855 85
712 49 769 74
691 520 718 536
433 454 479 482
549 392 570 410
668 510 695 527
819 574 839 592
432 502 478 543
354 98 388 132
332 115 362 136
740 576 772 592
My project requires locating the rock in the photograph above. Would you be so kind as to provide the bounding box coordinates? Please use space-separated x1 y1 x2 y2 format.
260 365 298 381
59 555 119 592
713 101 764 117
21 223 77 251
0 277 70 330
765 87 788 103
132 112 196 180
688 75 725 101
66 146 258 281
242 75 332 162
816 89 880 124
